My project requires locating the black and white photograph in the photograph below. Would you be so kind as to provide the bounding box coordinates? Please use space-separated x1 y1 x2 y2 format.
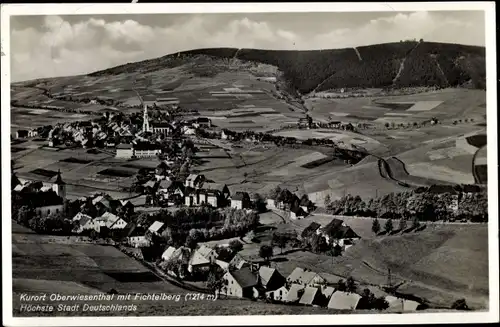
2 2 498 326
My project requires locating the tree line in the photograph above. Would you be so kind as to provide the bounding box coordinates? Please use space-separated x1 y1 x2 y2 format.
325 188 488 223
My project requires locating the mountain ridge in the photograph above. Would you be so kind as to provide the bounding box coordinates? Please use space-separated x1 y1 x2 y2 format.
88 41 486 94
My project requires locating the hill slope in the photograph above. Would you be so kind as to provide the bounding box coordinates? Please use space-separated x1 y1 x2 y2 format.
89 41 486 94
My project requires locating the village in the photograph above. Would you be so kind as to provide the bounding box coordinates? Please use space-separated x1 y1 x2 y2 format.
10 91 432 314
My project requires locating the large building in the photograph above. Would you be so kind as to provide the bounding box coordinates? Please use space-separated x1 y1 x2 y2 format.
151 122 173 135
134 142 162 158
116 144 134 159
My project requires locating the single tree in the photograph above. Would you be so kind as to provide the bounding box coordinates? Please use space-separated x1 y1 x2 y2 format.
206 264 225 295
451 298 469 310
259 244 274 262
372 218 381 235
324 194 332 207
384 218 394 234
398 218 407 232
185 235 198 250
412 216 421 229
346 276 357 293
332 244 343 257
337 279 347 292
228 239 244 253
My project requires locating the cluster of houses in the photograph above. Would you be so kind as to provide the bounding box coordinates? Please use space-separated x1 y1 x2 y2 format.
156 240 420 312
12 170 67 217
140 171 253 210
71 194 135 235
267 190 315 220
301 219 361 250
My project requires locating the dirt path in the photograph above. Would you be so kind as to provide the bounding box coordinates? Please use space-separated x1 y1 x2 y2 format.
392 58 407 84
353 47 362 61
432 58 450 86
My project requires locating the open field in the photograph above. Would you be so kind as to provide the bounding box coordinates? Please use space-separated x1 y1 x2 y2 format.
306 89 486 127
12 146 140 200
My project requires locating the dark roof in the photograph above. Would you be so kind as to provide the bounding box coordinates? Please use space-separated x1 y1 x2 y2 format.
134 142 161 151
300 197 312 207
301 222 321 238
231 267 259 289
151 122 173 128
322 219 359 239
117 143 133 149
26 190 64 208
196 117 211 123
17 129 29 134
232 191 250 201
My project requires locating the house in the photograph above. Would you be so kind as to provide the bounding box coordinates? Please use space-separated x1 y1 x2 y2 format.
284 284 305 303
290 205 307 220
266 198 276 208
215 259 229 271
196 245 218 263
229 254 249 270
151 122 173 135
286 267 326 287
301 222 322 239
188 250 211 273
116 144 134 159
182 126 197 135
327 291 362 310
143 180 157 193
299 196 315 213
72 212 92 222
202 183 230 207
161 246 177 261
155 162 170 180
148 221 167 235
385 296 421 312
317 219 360 248
157 179 173 200
258 266 285 291
265 285 289 302
100 212 127 229
133 142 161 158
320 286 336 299
127 235 151 248
72 214 93 234
31 190 64 217
299 286 322 306
231 192 251 210
193 117 212 128
16 129 29 139
185 174 205 188
28 129 39 137
221 267 259 299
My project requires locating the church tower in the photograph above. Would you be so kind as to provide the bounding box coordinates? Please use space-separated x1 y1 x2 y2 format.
142 103 150 133
52 169 66 199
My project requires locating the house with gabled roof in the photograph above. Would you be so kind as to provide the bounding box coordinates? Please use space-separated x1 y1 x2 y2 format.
299 286 323 306
188 250 211 273
284 283 305 303
148 221 167 235
185 174 205 189
100 212 127 229
258 266 285 292
196 245 218 263
290 204 307 220
231 191 251 210
161 246 177 261
385 295 421 312
72 214 93 234
229 254 249 270
301 222 321 239
221 266 259 299
286 267 326 287
316 218 360 248
265 285 289 302
327 291 362 310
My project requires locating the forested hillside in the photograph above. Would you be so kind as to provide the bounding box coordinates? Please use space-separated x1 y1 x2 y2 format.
89 41 486 93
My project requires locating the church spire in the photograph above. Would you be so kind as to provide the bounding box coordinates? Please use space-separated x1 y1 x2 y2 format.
54 169 66 185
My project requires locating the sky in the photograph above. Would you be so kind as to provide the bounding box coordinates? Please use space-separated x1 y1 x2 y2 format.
10 11 485 82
